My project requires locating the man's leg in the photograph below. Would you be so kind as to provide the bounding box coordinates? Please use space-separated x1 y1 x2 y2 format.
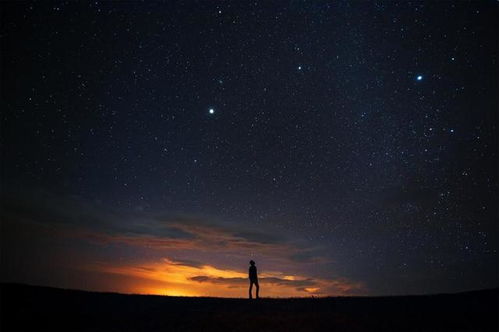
249 282 253 299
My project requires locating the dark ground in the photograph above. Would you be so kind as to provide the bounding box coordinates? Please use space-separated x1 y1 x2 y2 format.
1 283 497 331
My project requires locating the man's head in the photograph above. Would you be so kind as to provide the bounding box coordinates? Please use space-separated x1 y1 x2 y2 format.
249 260 255 266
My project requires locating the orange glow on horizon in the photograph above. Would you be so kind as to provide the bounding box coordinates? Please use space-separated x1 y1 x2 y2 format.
81 258 364 298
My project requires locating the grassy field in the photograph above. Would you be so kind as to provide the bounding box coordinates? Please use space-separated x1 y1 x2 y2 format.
1 283 497 331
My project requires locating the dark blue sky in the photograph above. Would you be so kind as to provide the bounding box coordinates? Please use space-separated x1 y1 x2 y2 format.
1 1 497 296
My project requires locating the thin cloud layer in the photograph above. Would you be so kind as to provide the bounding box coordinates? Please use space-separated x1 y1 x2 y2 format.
85 257 363 297
1 189 365 297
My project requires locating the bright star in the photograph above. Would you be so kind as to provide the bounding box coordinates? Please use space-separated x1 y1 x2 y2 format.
298 66 302 70
416 75 423 81
209 108 215 114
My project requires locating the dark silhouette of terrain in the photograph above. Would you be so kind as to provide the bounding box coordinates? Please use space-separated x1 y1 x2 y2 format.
1 283 497 331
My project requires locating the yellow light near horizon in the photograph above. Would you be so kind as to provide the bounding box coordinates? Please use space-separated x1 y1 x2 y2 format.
128 284 200 297
84 258 364 298
304 287 320 293
92 260 247 297
164 289 191 297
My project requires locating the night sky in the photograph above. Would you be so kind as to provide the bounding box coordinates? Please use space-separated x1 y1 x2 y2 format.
1 1 497 297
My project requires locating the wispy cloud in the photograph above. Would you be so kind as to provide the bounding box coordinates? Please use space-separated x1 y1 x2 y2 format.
84 257 364 297
1 189 365 297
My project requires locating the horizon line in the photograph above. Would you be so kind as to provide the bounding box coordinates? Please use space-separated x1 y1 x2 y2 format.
2 282 496 300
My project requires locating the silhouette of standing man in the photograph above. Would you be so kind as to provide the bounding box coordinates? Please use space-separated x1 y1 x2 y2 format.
248 260 259 299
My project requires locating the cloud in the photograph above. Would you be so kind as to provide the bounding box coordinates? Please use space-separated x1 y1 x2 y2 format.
190 276 246 284
231 231 287 245
163 258 204 268
136 266 157 272
189 275 317 288
186 272 364 296
1 188 365 297
86 257 364 297
1 189 293 252
296 287 316 293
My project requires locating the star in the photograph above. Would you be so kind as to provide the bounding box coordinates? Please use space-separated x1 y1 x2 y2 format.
3 0 495 300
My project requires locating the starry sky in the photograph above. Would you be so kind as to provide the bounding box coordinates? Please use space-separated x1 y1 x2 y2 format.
1 1 497 297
